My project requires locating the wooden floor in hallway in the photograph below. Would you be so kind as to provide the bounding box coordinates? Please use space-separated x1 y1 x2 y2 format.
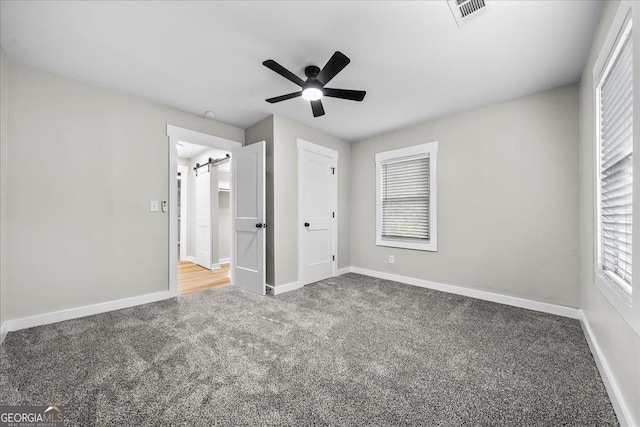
178 261 230 295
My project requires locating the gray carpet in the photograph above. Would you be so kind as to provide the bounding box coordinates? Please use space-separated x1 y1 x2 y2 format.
0 273 617 426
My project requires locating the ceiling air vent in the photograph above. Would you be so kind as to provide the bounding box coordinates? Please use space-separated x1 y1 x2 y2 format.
448 0 492 28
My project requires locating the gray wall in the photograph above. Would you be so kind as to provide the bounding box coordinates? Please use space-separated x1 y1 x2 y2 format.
5 60 243 320
350 85 580 307
245 116 275 285
0 48 7 334
272 115 351 286
579 1 640 424
245 114 351 287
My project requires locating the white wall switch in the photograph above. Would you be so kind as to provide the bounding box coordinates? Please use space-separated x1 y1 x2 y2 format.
389 255 395 264
149 200 159 212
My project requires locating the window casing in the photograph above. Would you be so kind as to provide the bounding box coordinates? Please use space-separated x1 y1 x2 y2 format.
375 141 437 252
594 1 640 334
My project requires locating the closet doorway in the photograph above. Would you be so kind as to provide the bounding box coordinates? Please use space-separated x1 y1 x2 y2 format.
167 126 242 296
176 141 232 294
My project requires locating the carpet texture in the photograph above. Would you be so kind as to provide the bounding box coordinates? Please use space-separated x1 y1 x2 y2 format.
0 273 617 426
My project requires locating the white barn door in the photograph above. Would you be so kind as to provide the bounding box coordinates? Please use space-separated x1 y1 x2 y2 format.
231 141 266 295
195 167 212 269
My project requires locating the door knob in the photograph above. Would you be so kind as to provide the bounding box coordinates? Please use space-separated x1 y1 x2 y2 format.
256 223 263 228
304 222 310 227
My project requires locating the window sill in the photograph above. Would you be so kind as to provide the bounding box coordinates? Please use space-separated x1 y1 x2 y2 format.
595 272 638 335
376 238 437 252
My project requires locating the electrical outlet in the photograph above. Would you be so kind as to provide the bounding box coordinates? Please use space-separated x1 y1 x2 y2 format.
389 255 395 264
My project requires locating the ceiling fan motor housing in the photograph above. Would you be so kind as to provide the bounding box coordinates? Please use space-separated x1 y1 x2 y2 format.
305 65 321 80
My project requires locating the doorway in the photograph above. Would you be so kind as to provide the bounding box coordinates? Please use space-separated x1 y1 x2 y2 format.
167 126 242 296
297 139 338 287
176 142 232 294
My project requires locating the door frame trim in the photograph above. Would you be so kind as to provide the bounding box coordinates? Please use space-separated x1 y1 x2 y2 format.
297 138 339 287
167 125 242 296
177 164 189 262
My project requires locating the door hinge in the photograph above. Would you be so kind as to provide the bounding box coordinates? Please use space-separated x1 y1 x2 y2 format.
331 167 335 175
333 255 335 261
332 212 335 218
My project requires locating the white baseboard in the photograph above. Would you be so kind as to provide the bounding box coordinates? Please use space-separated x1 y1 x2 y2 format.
350 267 581 319
3 290 174 333
581 313 633 427
210 263 221 270
336 267 353 276
271 281 303 295
219 257 230 264
187 256 196 263
0 321 7 345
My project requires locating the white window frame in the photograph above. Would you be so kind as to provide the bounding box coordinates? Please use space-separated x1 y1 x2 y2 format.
593 0 640 335
375 141 438 252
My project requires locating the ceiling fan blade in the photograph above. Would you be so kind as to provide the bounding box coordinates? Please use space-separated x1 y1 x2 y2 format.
311 100 325 117
323 88 366 102
266 91 302 103
316 51 350 86
263 60 305 87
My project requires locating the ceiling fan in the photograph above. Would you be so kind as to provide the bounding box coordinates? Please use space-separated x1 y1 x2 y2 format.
263 51 366 117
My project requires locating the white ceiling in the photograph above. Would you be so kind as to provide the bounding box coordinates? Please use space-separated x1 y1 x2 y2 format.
177 142 230 171
0 1 603 142
176 140 209 160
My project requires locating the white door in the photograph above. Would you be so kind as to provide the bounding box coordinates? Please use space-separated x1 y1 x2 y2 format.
298 140 337 286
195 167 212 269
231 141 266 295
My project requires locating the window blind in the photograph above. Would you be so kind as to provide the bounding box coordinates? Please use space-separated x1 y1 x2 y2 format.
381 155 430 241
600 24 633 295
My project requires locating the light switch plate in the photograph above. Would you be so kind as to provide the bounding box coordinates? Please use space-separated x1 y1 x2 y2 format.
149 200 159 212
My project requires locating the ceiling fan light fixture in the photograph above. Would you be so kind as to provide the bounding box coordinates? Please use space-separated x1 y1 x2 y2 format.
302 87 323 101
263 51 366 117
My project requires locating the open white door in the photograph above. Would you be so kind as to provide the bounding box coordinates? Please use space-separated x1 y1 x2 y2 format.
298 139 337 286
195 167 212 269
231 141 266 295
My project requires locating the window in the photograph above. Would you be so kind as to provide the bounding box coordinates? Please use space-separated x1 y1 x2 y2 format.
375 141 437 252
594 1 639 334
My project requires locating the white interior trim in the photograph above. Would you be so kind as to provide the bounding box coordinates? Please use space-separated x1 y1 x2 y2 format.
592 1 634 82
219 257 230 264
0 322 8 345
592 0 640 335
167 125 242 297
269 281 303 295
350 267 581 319
581 313 633 427
178 164 189 262
3 291 173 333
210 263 221 271
375 141 438 252
296 138 339 160
337 267 353 276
